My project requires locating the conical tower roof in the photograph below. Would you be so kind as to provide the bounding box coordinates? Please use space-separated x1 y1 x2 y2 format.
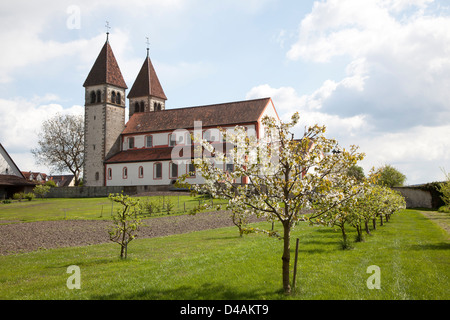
127 56 166 100
83 40 127 89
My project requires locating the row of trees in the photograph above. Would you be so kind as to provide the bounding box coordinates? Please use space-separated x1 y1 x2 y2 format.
177 112 406 295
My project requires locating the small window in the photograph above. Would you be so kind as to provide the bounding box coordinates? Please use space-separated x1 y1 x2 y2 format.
123 167 128 179
111 91 116 103
140 101 145 112
226 163 234 173
128 137 135 149
90 91 96 104
170 162 178 178
146 135 153 148
188 163 196 177
138 166 144 178
96 90 101 103
107 168 112 180
134 102 140 113
116 92 121 105
95 172 100 181
169 134 176 147
154 163 162 179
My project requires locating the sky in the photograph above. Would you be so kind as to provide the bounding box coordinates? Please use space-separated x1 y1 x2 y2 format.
0 0 449 185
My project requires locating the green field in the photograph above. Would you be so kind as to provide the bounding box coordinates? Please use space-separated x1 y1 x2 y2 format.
0 194 224 222
0 207 448 300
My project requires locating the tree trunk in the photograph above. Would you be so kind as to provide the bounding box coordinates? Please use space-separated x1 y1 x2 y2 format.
365 220 371 235
380 215 384 226
281 222 291 295
372 218 377 230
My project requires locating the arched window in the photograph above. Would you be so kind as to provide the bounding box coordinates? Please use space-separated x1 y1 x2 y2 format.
111 91 116 103
134 102 140 113
107 168 112 180
96 90 101 103
140 101 145 112
123 167 128 179
95 172 99 181
90 91 96 104
116 92 121 105
138 166 144 178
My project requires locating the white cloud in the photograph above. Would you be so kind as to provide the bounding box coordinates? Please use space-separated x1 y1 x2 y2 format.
0 97 83 172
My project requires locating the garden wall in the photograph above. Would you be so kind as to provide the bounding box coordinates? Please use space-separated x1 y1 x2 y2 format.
392 187 432 209
46 184 173 198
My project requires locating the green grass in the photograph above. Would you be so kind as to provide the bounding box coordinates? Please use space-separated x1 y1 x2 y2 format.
0 209 448 300
0 194 225 222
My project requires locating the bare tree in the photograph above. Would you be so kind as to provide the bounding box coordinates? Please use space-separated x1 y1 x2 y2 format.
31 114 84 186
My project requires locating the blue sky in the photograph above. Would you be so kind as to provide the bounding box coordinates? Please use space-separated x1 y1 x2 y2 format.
0 0 449 185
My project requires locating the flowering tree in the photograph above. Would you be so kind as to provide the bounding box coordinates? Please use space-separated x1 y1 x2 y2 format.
178 112 365 294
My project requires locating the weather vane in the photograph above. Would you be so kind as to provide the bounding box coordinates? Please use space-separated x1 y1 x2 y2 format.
105 21 111 40
146 36 150 57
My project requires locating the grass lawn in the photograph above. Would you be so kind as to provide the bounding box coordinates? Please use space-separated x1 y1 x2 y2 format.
0 209 448 300
0 194 224 222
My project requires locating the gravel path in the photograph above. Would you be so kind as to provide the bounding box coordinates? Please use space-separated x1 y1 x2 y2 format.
0 211 263 256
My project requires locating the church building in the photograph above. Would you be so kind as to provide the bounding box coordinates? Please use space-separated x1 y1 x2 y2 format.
82 36 280 188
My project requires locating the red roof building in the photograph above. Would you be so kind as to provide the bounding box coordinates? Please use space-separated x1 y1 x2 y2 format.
83 36 280 188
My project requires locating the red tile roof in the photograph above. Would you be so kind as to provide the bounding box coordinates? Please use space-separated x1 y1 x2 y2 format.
83 41 127 89
127 56 167 100
105 143 234 164
122 97 272 135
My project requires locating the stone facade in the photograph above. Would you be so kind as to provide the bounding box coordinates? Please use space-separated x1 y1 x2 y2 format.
83 85 125 186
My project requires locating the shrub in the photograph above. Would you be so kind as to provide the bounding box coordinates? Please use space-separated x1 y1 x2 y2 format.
13 192 25 201
24 192 35 201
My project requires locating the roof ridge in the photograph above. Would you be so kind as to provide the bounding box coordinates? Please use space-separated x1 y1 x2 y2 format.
144 97 272 113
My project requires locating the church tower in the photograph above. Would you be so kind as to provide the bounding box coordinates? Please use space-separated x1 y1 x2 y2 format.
127 48 167 118
83 35 127 186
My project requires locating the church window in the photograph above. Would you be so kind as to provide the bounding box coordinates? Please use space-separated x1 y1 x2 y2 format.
146 135 153 148
138 166 144 178
90 91 96 104
169 134 176 147
123 167 128 179
170 162 178 179
128 137 135 149
96 90 101 103
134 102 140 113
116 92 121 105
111 91 116 103
226 163 234 173
154 163 162 179
187 163 196 177
140 101 145 112
95 172 100 181
107 168 112 180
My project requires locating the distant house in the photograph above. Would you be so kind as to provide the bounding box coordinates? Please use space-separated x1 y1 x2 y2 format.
48 175 75 187
21 171 48 184
0 143 36 199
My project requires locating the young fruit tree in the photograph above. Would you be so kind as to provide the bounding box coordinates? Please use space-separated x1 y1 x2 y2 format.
108 193 143 259
177 112 365 295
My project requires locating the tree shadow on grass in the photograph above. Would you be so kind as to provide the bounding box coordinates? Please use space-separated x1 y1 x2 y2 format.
90 282 279 300
408 242 450 251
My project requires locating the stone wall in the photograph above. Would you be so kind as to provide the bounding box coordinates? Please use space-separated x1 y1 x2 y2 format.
46 184 173 198
392 187 433 209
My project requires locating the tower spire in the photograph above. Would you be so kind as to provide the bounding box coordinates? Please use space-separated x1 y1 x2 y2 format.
146 37 150 57
105 21 111 41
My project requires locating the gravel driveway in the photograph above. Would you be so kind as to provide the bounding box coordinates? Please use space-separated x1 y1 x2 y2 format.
0 211 263 256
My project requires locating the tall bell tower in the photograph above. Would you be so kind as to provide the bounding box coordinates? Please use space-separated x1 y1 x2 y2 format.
83 33 127 186
127 40 167 118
